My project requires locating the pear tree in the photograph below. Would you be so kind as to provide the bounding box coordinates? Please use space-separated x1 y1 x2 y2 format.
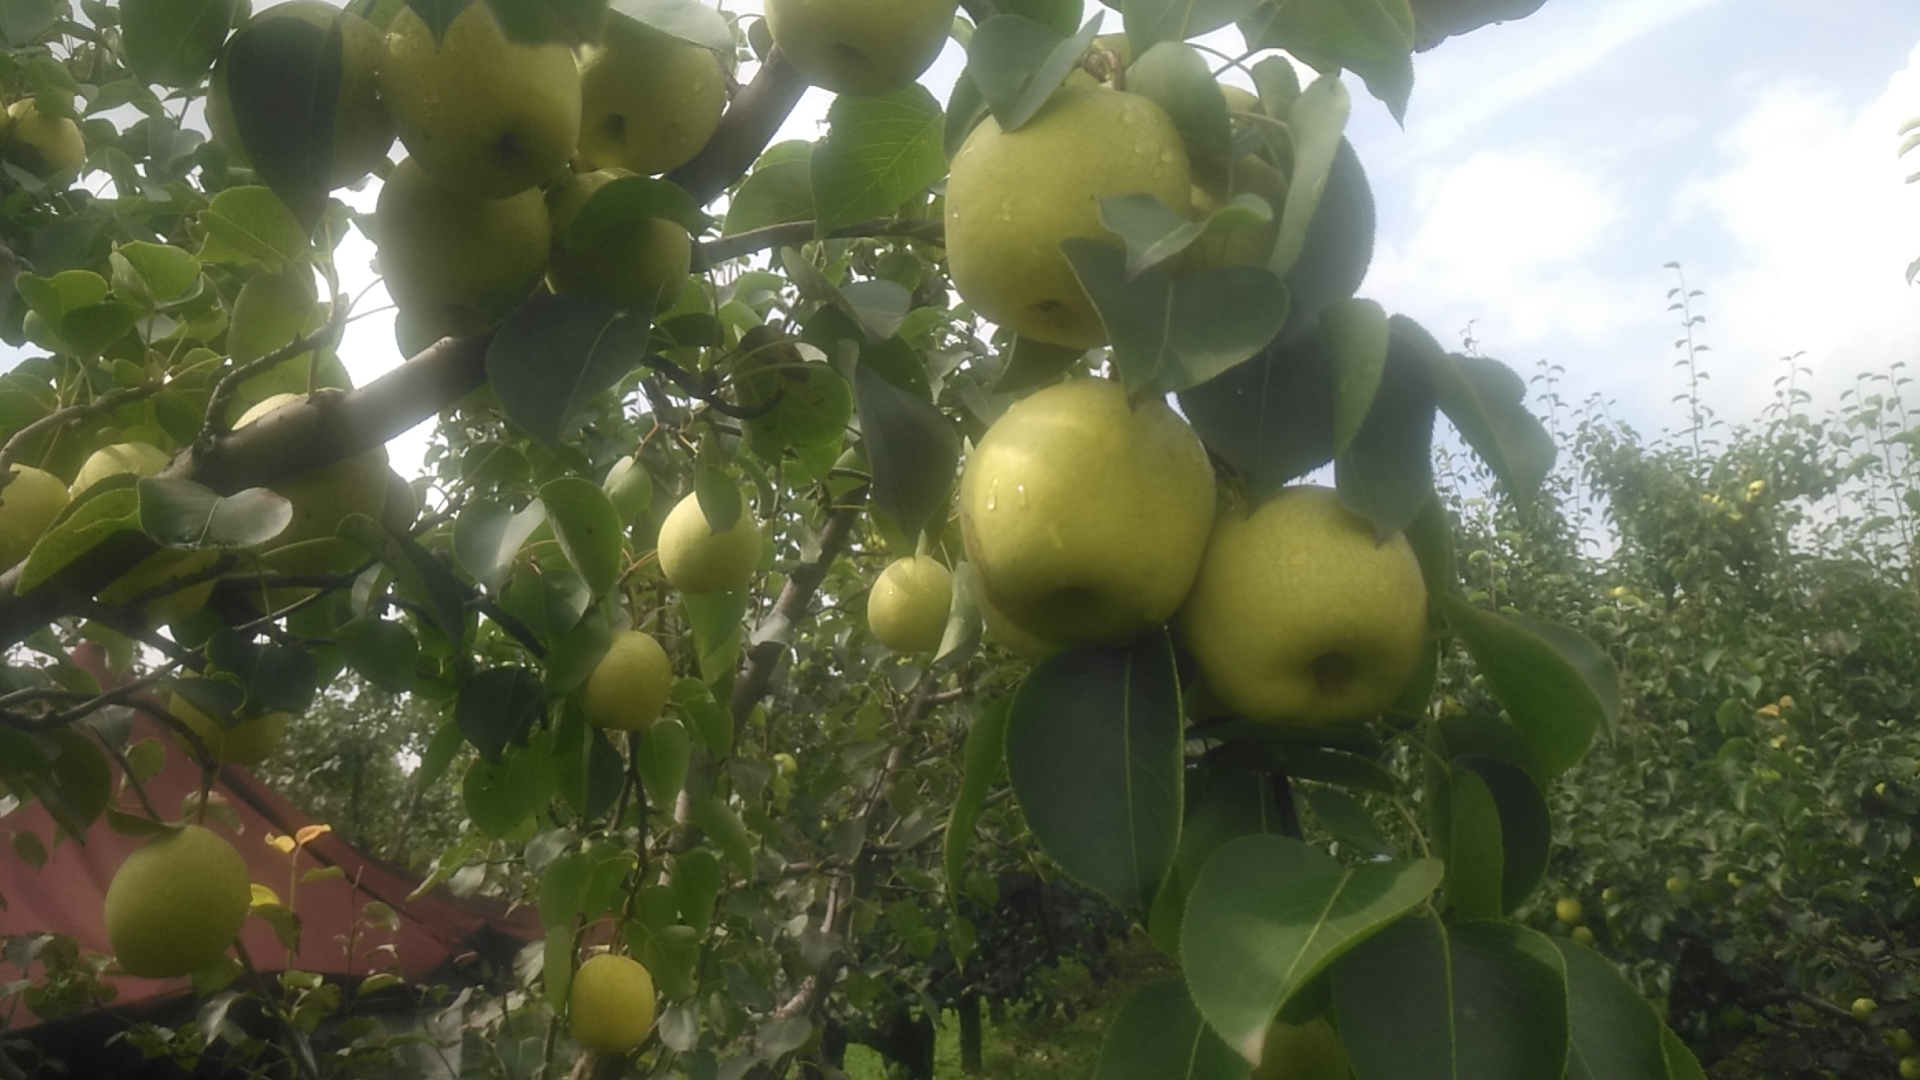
0 0 1705 1076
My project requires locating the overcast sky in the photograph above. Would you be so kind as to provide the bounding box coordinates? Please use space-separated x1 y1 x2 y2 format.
21 1 1920 477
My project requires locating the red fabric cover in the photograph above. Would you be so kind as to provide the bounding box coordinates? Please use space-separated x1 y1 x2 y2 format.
0 645 539 1028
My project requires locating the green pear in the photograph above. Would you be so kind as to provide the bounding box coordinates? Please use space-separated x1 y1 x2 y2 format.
3 99 85 174
103 825 252 978
765 0 958 97
545 168 691 309
0 465 70 569
1249 1016 1350 1080
945 86 1191 349
581 629 674 731
1182 485 1427 725
71 442 171 496
235 393 389 548
958 378 1216 647
374 155 551 339
576 15 728 176
867 556 952 652
169 687 289 766
206 0 394 188
380 2 580 197
656 490 761 594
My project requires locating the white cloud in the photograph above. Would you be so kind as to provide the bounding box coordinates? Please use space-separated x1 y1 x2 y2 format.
1673 41 1920 424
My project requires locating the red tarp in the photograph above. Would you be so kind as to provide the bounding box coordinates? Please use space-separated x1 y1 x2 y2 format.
0 644 540 1028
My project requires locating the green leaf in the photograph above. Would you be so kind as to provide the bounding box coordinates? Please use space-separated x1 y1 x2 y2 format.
484 0 608 45
994 335 1086 394
487 294 653 447
1149 770 1288 954
1302 786 1393 858
461 736 556 839
338 516 470 648
853 363 960 546
20 485 141 592
538 477 624 599
227 269 318 364
1005 633 1183 916
1180 834 1442 1060
402 0 476 42
1662 1027 1707 1080
453 498 547 594
944 63 989 158
1443 765 1504 921
1332 916 1568 1080
1395 318 1555 510
137 478 292 548
1094 979 1250 1080
111 242 202 307
199 187 315 267
1268 77 1350 282
1097 193 1210 277
1239 0 1413 123
608 0 732 50
223 14 342 229
0 0 60 47
688 798 755 876
14 269 107 321
1124 42 1231 179
1437 594 1607 776
1455 754 1549 913
1553 939 1670 1080
722 144 814 237
944 698 1011 906
810 86 947 236
1333 333 1434 537
625 898 700 999
635 719 690 808
120 0 237 88
335 617 418 693
455 666 544 764
670 849 723 931
683 592 745 685
1062 239 1288 397
966 13 1103 134
41 728 112 835
1179 334 1335 503
1123 0 1258 54
1322 298 1388 455
567 174 709 244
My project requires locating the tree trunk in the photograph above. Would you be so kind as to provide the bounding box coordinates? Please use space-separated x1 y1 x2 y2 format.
958 995 984 1075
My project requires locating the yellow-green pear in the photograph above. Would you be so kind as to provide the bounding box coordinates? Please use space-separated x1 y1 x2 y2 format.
207 0 394 188
867 556 952 652
945 86 1190 349
168 687 290 766
71 442 171 496
569 952 657 1053
381 2 580 197
958 378 1215 647
1182 485 1427 726
103 824 252 978
236 393 389 548
656 490 761 593
582 629 674 731
977 584 1061 662
1180 153 1288 273
0 465 70 569
764 0 957 97
575 15 728 176
3 99 85 174
1249 1016 1350 1080
546 168 691 309
374 155 551 339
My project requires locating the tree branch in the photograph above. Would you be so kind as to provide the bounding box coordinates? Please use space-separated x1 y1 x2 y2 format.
667 49 811 207
698 218 945 268
729 498 865 737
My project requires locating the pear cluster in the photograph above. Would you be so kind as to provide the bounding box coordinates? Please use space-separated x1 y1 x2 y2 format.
958 378 1430 727
201 3 731 349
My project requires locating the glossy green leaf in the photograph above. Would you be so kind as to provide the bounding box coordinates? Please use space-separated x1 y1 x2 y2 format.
227 269 318 364
1007 633 1183 915
1063 239 1288 397
1302 785 1393 858
111 242 201 308
1268 76 1350 281
608 0 732 50
120 0 236 88
41 728 112 835
453 498 547 595
810 86 947 236
1509 613 1622 733
1179 334 1335 504
1150 770 1287 954
625 896 700 999
538 477 624 599
944 697 1011 907
335 617 418 693
1456 754 1550 913
683 591 745 685
670 849 723 932
199 187 314 267
1553 938 1669 1080
1094 979 1250 1080
1444 765 1504 920
1239 0 1414 123
20 485 141 592
462 735 556 838
1438 594 1606 776
487 294 653 447
1124 0 1257 53
1662 1027 1707 1080
635 719 691 809
994 335 1086 394
966 13 1103 133
853 363 959 546
1397 317 1556 510
1125 42 1231 179
1180 834 1442 1060
1333 916 1569 1080
455 666 543 764
1333 332 1434 537
1321 298 1389 454
1097 193 1208 277
137 478 292 548
223 15 342 229
14 269 107 321
722 144 813 237
688 798 755 876
338 516 470 648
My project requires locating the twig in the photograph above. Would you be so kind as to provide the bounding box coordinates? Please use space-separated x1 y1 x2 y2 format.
0 381 163 477
699 218 945 268
728 497 866 738
197 309 350 449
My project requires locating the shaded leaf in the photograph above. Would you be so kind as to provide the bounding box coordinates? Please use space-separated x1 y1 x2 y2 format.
854 363 959 545
539 477 624 599
224 15 342 229
1094 979 1249 1080
1437 594 1607 776
456 666 544 764
121 0 236 88
810 86 947 236
966 13 1103 133
138 478 292 548
486 294 653 446
1553 938 1670 1080
944 697 1011 907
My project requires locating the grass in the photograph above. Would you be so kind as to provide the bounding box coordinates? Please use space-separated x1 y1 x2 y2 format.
842 934 1177 1080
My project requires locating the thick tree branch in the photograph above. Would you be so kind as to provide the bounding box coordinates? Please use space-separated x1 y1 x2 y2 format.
667 49 810 207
